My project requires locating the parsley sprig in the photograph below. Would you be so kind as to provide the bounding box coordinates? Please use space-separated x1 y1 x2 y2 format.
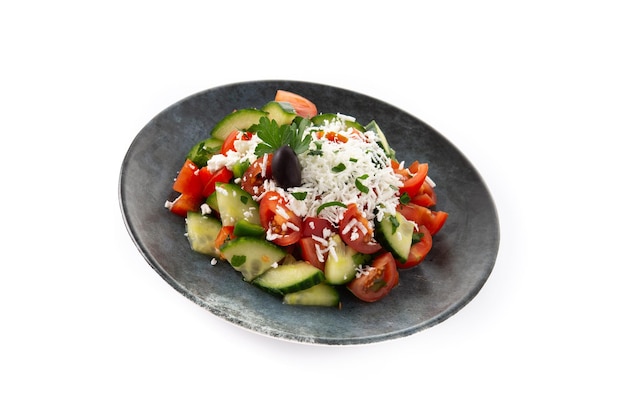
252 116 312 156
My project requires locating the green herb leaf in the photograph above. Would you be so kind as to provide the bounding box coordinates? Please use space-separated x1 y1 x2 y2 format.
400 192 411 205
253 116 312 156
412 232 424 244
230 255 247 267
389 215 400 234
291 192 308 201
332 163 346 173
316 201 347 215
355 178 369 194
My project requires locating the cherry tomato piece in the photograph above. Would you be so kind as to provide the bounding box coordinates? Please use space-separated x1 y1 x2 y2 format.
241 154 273 197
298 237 326 271
275 90 318 118
301 217 336 239
397 202 448 236
339 204 382 254
347 252 399 302
259 191 302 246
172 159 202 196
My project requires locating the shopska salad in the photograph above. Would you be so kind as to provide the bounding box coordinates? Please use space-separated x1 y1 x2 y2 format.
165 90 448 307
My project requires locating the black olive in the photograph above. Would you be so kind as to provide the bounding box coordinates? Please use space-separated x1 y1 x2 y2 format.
272 145 302 188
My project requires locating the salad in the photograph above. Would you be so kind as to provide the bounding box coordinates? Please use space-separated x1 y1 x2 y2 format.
165 90 448 307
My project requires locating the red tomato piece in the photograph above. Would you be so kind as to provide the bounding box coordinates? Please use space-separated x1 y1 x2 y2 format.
220 130 251 155
323 131 348 143
259 191 302 246
298 237 326 271
168 193 203 217
338 204 382 254
411 181 437 207
396 202 448 236
241 154 273 197
274 90 318 118
398 161 429 198
172 159 202 196
301 217 336 239
202 166 233 197
395 225 433 269
347 252 399 302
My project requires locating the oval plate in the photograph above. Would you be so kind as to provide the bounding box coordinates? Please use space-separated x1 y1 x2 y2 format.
119 80 499 345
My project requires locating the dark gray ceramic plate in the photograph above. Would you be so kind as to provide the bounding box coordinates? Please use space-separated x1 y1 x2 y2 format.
119 80 499 345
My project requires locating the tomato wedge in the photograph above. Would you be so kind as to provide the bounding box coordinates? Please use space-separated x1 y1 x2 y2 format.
339 203 382 254
275 90 318 118
396 202 448 236
172 159 202 196
298 237 326 271
241 154 273 197
167 193 203 217
347 252 399 302
220 130 251 155
411 181 437 207
201 166 233 197
259 191 302 246
397 161 429 198
395 225 433 269
301 216 336 239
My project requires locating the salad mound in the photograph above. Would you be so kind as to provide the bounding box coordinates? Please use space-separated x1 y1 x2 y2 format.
165 90 448 307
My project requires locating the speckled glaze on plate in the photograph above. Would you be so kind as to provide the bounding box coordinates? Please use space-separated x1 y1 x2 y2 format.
119 80 499 345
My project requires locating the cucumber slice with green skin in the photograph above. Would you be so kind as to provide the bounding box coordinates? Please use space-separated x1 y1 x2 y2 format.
310 113 365 132
233 219 266 238
220 237 286 282
205 191 219 214
324 235 371 285
186 138 223 167
214 182 260 226
365 120 395 159
261 101 297 126
375 212 414 263
211 108 268 141
185 212 222 257
283 283 340 307
253 261 325 296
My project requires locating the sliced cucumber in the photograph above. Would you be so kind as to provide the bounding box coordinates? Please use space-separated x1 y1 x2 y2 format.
375 212 414 263
233 219 266 238
186 138 223 167
220 237 286 282
261 101 297 126
253 261 325 295
185 212 222 257
214 182 260 226
205 191 219 214
365 120 395 159
211 108 267 141
324 235 371 285
283 283 340 307
311 113 365 132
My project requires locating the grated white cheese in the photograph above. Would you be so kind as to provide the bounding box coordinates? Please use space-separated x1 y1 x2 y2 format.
283 117 403 226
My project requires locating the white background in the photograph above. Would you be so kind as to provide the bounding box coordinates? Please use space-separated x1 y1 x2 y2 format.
2 1 625 415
